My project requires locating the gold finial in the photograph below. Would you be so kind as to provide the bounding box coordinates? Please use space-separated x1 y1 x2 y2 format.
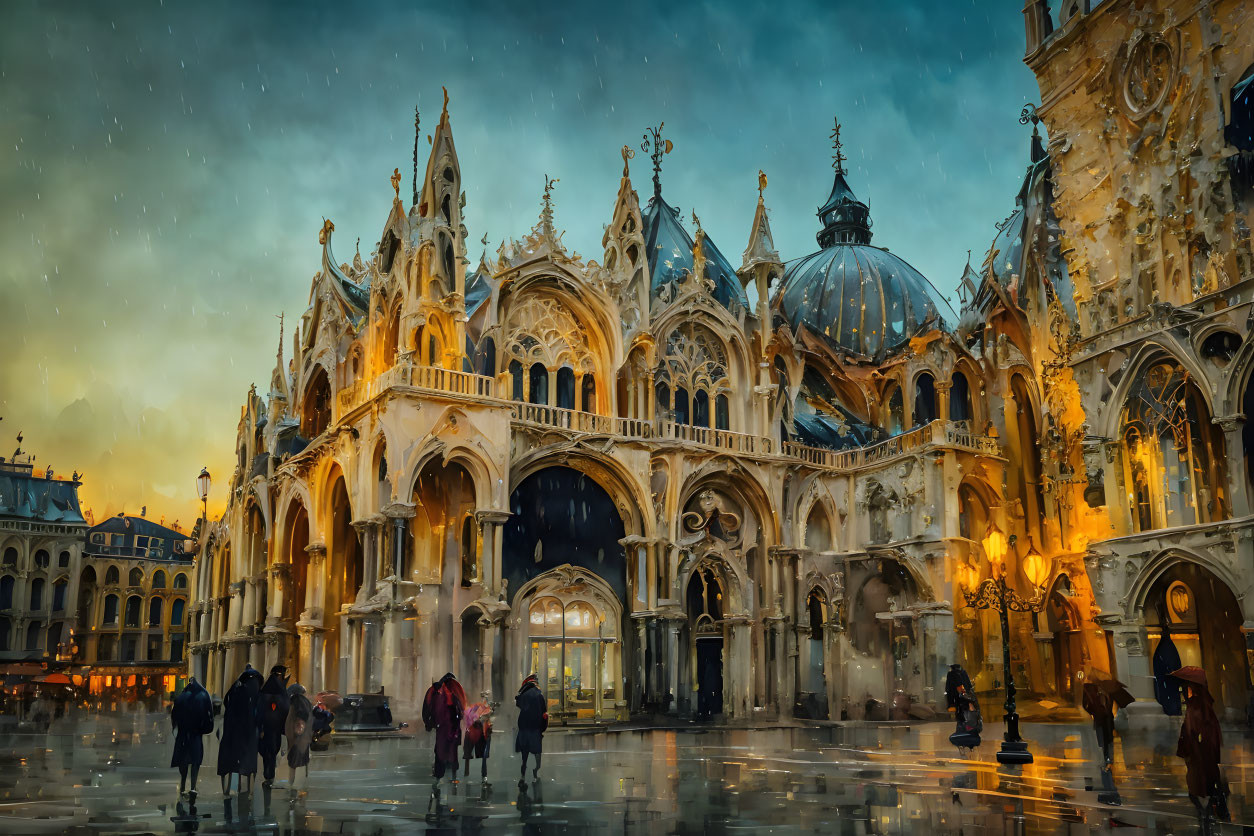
830 117 845 174
757 169 768 200
318 218 335 245
621 144 635 178
390 167 401 199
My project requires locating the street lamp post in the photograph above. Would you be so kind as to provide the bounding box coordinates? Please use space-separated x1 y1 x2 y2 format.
962 522 1048 765
196 467 211 530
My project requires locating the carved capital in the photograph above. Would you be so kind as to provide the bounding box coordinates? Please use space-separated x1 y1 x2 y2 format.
475 509 511 527
305 542 328 564
381 502 417 520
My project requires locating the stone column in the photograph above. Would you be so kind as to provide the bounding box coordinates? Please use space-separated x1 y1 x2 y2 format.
726 616 753 719
1216 416 1248 518
935 381 952 425
304 543 327 614
352 518 381 603
1101 616 1155 710
381 505 416 589
663 611 683 715
475 510 510 594
916 605 956 710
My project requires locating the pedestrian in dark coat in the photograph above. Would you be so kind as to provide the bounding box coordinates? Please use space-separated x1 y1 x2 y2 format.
422 673 466 782
944 665 981 752
1082 679 1131 805
515 673 548 787
256 665 290 787
1173 667 1228 829
1152 604 1183 716
170 677 214 801
285 683 314 788
216 664 263 796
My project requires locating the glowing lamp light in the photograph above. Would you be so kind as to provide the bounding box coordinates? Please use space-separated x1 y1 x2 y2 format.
982 521 1008 568
1022 543 1050 589
956 560 978 591
196 467 212 503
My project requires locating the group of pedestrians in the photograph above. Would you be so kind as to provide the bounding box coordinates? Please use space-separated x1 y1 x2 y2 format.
421 670 548 788
169 664 320 802
945 660 1229 832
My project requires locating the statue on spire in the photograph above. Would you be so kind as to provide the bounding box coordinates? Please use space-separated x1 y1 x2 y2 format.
757 169 768 201
830 117 845 174
641 122 673 199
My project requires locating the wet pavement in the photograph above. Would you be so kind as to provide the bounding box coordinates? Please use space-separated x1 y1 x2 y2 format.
0 711 1249 834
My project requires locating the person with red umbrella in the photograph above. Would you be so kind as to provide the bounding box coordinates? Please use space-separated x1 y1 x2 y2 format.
1172 666 1229 832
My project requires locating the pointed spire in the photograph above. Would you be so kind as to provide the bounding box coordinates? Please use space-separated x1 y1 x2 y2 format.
412 106 421 207
742 169 781 273
958 250 980 305
540 174 559 238
817 117 872 248
641 123 672 201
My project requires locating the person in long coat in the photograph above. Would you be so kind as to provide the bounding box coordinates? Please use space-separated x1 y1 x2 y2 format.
170 677 215 801
1173 667 1228 829
945 665 981 752
515 673 547 788
256 665 290 788
422 673 466 782
284 683 314 788
217 664 264 795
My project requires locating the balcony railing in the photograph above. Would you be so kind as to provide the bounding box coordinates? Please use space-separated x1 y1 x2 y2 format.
782 420 1001 470
337 363 497 417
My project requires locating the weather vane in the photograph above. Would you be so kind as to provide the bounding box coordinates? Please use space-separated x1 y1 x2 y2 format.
830 117 845 174
757 169 768 200
641 123 673 198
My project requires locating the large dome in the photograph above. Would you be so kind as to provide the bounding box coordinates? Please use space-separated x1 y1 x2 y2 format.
776 168 954 359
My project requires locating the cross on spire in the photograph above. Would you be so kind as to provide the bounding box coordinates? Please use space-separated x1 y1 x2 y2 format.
830 117 845 174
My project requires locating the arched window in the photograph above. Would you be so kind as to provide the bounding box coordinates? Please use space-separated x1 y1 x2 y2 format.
52 579 67 612
656 324 731 429
1 548 15 567
885 385 905 436
556 367 576 410
25 623 42 652
152 570 167 589
957 483 988 541
509 360 524 401
124 595 141 628
171 598 186 626
807 587 827 641
174 573 188 589
34 550 49 569
1120 360 1227 531
301 367 333 438
528 363 549 405
58 551 71 567
715 394 730 431
0 575 12 610
914 372 937 426
950 372 973 423
29 578 44 610
105 565 120 585
129 568 143 586
656 381 671 416
149 597 164 627
581 374 597 413
103 594 119 625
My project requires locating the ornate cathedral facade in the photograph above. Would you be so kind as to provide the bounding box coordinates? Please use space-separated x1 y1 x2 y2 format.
191 0 1254 725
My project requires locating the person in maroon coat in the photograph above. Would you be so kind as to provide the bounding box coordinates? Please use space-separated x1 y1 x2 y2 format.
1173 667 1228 830
422 673 466 783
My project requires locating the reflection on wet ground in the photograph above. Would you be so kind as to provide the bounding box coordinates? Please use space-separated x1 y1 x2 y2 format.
0 712 1248 834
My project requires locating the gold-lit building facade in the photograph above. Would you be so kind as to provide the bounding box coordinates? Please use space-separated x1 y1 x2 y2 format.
191 0 1254 722
1022 0 1254 722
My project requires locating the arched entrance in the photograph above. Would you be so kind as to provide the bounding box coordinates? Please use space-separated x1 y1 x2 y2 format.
503 467 628 722
797 586 829 719
1145 560 1249 719
687 562 725 718
516 569 622 722
411 459 477 586
323 473 358 693
1044 574 1084 705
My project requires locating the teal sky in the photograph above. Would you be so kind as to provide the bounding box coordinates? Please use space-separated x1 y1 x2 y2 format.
0 0 1040 522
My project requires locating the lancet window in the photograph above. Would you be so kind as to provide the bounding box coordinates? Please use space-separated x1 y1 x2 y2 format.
656 324 731 430
1120 360 1227 532
503 296 598 411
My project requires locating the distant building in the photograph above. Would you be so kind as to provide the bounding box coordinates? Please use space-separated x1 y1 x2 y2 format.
79 514 193 700
0 447 88 671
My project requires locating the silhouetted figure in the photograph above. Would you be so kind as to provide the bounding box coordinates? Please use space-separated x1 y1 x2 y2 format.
1173 667 1228 833
515 673 548 787
1153 602 1183 716
1083 678 1133 806
170 677 214 802
422 672 466 783
256 665 290 788
285 683 314 789
217 664 263 795
945 664 981 752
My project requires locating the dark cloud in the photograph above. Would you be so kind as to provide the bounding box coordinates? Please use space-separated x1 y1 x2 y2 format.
0 0 1040 520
